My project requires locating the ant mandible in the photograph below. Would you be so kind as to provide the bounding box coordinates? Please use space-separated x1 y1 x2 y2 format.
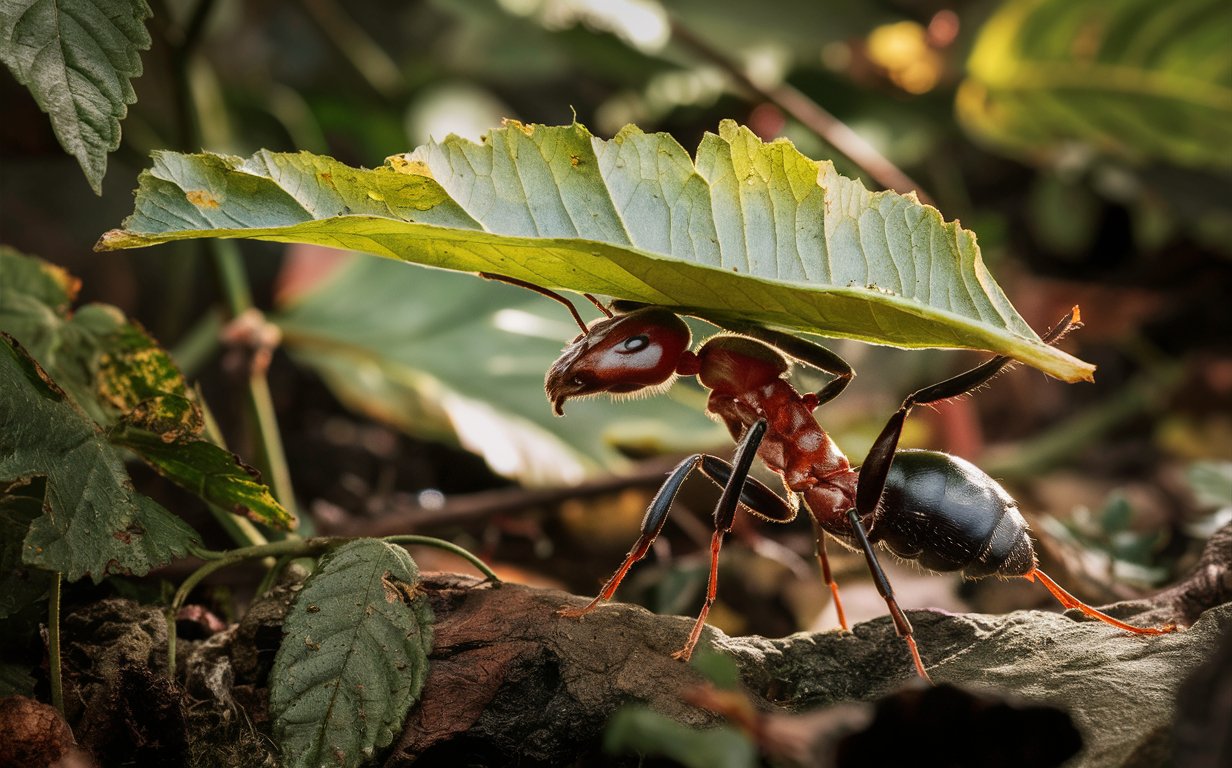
484 274 1177 682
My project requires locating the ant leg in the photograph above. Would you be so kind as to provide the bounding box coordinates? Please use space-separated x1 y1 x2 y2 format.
847 509 932 683
856 308 1082 519
735 325 854 408
811 514 849 631
673 419 773 661
558 419 777 657
557 452 704 619
696 456 797 524
1023 569 1177 635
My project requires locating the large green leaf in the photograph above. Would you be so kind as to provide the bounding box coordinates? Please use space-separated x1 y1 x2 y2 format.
0 248 294 531
0 334 197 582
276 254 721 485
269 539 433 768
97 120 1093 382
0 0 151 193
958 0 1232 170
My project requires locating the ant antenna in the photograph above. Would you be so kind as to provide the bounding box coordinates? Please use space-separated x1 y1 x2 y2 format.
479 272 594 333
586 294 614 318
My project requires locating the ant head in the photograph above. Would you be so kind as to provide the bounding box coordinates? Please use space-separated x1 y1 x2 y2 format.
545 307 694 415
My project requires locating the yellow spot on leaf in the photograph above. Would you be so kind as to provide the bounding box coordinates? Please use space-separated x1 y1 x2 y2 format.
185 190 222 208
387 155 434 178
502 118 534 136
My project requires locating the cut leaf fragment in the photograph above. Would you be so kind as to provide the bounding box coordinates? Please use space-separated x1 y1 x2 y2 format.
269 539 433 768
98 120 1094 382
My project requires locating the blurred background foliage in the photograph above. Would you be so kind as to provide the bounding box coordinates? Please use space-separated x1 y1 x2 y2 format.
2 0 1230 635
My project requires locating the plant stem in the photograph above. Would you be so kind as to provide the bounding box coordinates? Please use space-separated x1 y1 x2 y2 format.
384 535 502 582
166 535 498 673
48 572 63 714
167 539 327 673
668 17 932 205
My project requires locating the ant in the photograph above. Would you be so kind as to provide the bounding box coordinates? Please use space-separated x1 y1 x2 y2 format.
483 274 1177 682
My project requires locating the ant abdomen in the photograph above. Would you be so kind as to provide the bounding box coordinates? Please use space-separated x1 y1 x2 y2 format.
874 450 1036 578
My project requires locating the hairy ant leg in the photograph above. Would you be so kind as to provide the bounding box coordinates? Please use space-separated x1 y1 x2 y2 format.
810 512 849 631
846 509 931 682
845 310 1084 681
558 420 793 661
733 325 855 408
854 308 1082 525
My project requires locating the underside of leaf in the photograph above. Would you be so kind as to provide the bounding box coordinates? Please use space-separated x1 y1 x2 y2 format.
97 120 1094 381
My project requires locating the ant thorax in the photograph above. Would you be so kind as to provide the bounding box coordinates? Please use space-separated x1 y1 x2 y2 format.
698 336 852 495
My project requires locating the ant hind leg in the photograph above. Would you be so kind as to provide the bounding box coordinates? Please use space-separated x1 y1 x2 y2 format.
1025 568 1177 635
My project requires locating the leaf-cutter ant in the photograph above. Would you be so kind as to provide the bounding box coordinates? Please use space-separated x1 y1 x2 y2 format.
484 274 1177 682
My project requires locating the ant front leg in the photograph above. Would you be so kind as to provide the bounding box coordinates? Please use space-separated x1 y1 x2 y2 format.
558 420 788 662
556 451 701 620
734 326 854 408
674 419 797 660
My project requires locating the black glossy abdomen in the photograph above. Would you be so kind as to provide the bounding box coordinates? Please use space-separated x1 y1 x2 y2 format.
872 450 1035 578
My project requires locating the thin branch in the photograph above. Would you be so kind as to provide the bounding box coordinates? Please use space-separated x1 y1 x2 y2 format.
315 456 687 537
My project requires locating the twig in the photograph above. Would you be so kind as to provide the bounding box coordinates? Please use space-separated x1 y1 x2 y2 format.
668 18 933 206
315 456 688 537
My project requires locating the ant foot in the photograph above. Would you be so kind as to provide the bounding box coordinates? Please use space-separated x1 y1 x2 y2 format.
556 604 595 619
670 647 693 662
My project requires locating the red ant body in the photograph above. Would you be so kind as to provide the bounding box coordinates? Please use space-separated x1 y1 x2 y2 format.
487 274 1176 681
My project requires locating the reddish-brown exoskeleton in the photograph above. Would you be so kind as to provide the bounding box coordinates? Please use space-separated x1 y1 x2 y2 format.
487 274 1177 682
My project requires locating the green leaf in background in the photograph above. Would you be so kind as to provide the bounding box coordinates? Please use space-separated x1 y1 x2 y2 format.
0 247 294 530
276 252 720 485
1187 461 1232 509
958 0 1232 170
0 0 152 193
97 120 1094 382
269 539 433 768
0 334 197 582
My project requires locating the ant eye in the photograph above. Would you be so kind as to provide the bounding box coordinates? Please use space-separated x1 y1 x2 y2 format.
622 335 650 353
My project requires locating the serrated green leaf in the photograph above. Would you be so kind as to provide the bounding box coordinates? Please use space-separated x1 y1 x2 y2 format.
276 254 721 485
0 481 53 619
0 334 197 583
270 539 433 768
958 0 1232 169
604 706 756 768
0 0 151 193
110 413 295 530
1 248 294 531
97 120 1094 382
